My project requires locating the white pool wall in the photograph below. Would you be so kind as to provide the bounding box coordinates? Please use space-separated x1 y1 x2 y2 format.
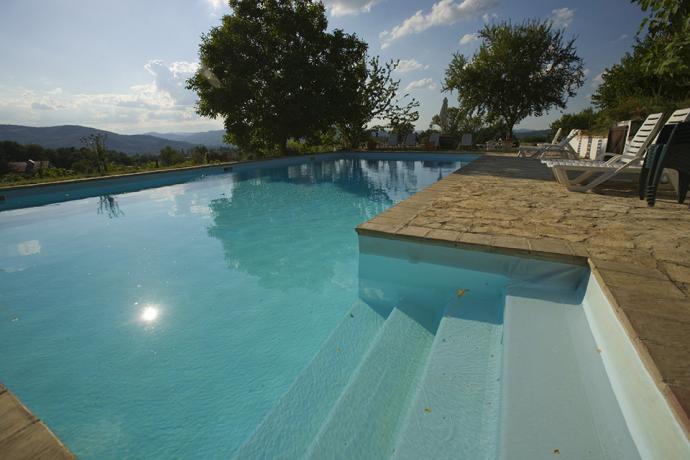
582 273 690 459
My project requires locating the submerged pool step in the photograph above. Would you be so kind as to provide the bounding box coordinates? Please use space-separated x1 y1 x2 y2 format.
232 300 391 460
392 294 504 460
304 303 439 460
499 295 639 460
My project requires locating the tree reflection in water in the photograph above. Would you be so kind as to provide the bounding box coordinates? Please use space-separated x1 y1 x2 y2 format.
206 158 459 291
97 195 124 218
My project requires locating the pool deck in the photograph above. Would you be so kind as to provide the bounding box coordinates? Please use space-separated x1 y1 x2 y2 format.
0 384 75 459
357 152 690 437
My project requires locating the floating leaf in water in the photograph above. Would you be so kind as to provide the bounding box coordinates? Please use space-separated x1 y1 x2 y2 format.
456 289 469 297
553 448 560 455
424 407 432 413
336 347 341 353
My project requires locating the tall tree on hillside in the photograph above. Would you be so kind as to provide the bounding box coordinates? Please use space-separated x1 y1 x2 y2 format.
443 20 584 140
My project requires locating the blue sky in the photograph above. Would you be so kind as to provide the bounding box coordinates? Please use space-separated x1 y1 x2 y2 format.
0 0 646 134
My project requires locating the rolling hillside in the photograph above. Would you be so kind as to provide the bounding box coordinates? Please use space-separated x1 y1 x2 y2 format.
0 124 198 155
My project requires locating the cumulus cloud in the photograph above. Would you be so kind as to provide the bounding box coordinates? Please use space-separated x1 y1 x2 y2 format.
550 7 574 29
323 0 380 16
0 59 220 133
459 32 479 45
395 59 429 73
206 0 224 9
592 72 604 88
144 60 199 106
380 0 498 48
31 102 55 111
482 12 498 23
405 78 437 91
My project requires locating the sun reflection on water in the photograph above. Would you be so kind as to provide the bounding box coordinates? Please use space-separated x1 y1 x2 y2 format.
140 305 160 323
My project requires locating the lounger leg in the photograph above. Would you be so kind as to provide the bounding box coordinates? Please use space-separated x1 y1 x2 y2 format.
646 149 668 207
678 172 689 204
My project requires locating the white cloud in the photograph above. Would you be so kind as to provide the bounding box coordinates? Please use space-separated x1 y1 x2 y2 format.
482 12 498 23
206 0 224 9
0 60 221 133
583 68 590 77
380 0 498 48
323 0 380 16
459 32 479 45
31 102 55 111
592 72 604 88
405 78 437 91
395 59 429 73
144 60 199 106
550 7 575 29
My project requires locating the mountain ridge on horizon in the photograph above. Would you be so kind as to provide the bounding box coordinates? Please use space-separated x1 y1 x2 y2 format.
0 124 230 155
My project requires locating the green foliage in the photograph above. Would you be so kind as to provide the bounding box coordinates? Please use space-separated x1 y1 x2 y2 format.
634 0 690 77
188 0 417 154
336 57 419 148
191 145 209 164
444 20 584 139
593 2 690 121
188 0 354 154
81 133 108 174
159 146 185 166
550 108 601 134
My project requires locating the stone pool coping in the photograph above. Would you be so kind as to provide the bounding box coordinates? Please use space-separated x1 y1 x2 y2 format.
0 384 75 458
356 152 690 438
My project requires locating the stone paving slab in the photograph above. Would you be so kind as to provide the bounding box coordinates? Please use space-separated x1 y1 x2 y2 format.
356 153 690 437
0 385 75 459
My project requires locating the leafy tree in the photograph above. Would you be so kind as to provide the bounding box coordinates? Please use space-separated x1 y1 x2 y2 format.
336 57 419 148
443 20 584 140
634 0 690 77
191 145 209 164
550 108 600 134
159 146 184 166
80 133 108 174
188 1 417 154
188 1 358 154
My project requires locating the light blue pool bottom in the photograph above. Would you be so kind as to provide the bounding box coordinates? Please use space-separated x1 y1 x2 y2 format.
232 235 641 459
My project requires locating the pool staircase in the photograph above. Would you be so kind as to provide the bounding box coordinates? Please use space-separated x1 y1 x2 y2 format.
233 294 505 460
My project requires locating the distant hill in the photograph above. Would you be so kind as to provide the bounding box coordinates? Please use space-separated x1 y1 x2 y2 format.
513 129 552 140
0 125 198 155
145 130 229 147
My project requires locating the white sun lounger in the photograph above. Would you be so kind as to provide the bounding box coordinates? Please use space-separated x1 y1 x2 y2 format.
538 127 562 147
517 129 580 159
543 112 665 192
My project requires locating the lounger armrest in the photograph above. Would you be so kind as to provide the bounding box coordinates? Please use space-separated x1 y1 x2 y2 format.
604 154 622 165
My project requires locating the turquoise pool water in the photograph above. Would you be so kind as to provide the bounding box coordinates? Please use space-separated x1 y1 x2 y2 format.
0 154 473 458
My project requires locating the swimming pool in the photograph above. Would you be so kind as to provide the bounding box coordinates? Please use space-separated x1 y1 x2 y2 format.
0 153 473 458
1 152 682 459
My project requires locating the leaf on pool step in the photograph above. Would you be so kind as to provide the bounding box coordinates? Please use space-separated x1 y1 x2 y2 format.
456 289 469 298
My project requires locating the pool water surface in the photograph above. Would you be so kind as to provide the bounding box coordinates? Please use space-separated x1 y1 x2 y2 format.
0 155 472 458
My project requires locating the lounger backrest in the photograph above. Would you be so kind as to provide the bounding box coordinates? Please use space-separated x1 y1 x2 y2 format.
550 127 562 144
649 108 690 144
621 112 664 162
666 108 690 125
